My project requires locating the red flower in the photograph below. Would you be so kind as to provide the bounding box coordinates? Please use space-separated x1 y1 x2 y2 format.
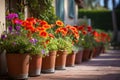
92 30 99 37
87 26 92 32
26 17 36 24
77 25 84 31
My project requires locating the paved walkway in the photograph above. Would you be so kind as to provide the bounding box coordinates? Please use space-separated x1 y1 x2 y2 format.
29 50 120 80
0 50 120 80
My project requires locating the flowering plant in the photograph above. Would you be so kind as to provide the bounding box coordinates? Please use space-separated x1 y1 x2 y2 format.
0 13 48 55
21 17 61 55
92 29 111 48
75 25 94 49
0 13 33 54
53 20 79 53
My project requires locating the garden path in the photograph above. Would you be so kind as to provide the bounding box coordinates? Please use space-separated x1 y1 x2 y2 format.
30 50 120 80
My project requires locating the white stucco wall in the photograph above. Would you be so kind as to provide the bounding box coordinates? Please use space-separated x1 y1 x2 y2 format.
0 0 7 75
0 0 6 35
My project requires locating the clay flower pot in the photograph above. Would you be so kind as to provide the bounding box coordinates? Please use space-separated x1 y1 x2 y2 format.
75 50 83 64
29 54 42 77
0 50 7 75
6 54 30 79
92 47 98 57
42 51 57 73
55 50 67 70
66 51 76 67
82 48 91 61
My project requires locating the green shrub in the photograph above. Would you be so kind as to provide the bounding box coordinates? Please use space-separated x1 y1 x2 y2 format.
78 9 120 31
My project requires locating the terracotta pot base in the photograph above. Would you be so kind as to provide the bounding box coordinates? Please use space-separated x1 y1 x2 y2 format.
8 74 28 79
41 68 55 73
29 69 41 76
42 51 56 73
66 64 75 67
29 55 42 77
6 54 30 79
75 50 83 64
82 49 90 62
55 50 67 70
66 52 76 67
55 66 66 70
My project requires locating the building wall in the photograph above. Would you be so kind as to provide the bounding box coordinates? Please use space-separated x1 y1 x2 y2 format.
0 0 7 75
54 0 78 26
0 0 6 35
64 0 78 25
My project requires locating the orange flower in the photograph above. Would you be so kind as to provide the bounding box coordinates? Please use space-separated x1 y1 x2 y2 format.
56 20 64 27
59 28 68 36
66 25 71 29
42 24 51 29
39 31 48 38
36 27 46 31
82 30 87 35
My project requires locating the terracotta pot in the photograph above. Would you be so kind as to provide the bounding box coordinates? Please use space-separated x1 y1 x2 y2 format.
89 49 94 59
82 48 90 61
0 51 7 75
6 54 30 79
66 51 76 67
97 46 101 56
29 55 42 77
101 46 106 53
55 50 67 70
41 51 57 73
0 53 2 75
92 47 98 57
75 50 83 64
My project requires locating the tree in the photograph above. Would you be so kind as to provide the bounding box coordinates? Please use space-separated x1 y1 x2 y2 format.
112 0 118 43
75 0 84 8
82 0 100 9
104 0 109 9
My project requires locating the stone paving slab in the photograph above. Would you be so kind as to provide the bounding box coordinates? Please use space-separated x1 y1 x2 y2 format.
0 50 120 80
29 50 120 80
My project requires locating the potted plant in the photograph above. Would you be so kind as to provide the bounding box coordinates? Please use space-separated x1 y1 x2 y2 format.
21 18 50 76
41 38 58 73
47 20 67 70
75 25 94 62
81 29 94 61
65 25 79 67
28 36 45 77
0 13 32 79
0 22 8 75
74 25 85 64
55 37 72 70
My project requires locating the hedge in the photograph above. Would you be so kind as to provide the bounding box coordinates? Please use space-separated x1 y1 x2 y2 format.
78 9 120 31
